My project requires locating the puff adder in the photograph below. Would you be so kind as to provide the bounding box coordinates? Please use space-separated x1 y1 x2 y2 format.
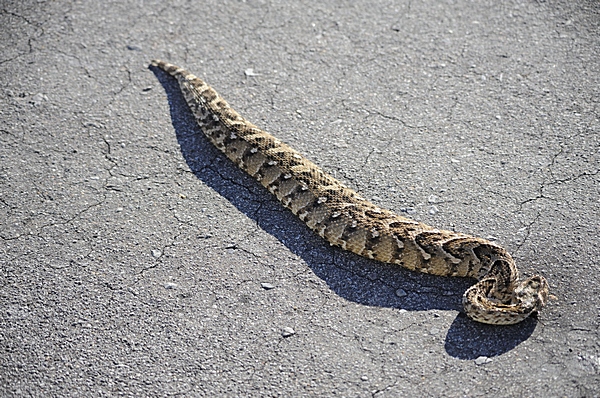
151 59 549 325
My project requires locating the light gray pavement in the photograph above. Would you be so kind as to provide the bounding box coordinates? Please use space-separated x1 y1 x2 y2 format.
1 0 599 396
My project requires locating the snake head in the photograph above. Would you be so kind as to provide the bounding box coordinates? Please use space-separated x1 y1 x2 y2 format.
462 274 549 325
514 275 549 313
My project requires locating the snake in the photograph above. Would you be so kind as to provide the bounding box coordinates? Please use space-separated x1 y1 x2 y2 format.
151 59 549 325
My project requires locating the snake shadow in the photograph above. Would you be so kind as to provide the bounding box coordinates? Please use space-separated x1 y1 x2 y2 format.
150 65 538 359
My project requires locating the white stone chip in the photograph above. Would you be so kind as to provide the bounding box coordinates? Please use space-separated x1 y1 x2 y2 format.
282 327 295 337
475 356 492 365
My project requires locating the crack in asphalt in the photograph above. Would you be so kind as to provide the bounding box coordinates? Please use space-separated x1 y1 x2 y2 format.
0 8 45 65
513 211 541 255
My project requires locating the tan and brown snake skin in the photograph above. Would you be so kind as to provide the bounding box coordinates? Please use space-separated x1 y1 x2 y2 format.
151 59 549 325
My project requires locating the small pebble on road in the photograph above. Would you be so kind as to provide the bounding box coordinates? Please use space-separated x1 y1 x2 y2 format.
282 327 295 337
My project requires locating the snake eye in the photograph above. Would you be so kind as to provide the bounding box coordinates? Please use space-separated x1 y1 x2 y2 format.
529 280 539 289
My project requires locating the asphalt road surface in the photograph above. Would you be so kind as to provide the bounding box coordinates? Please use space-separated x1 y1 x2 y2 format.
1 0 599 396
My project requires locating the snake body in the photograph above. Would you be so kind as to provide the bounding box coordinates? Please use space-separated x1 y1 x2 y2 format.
151 59 549 325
